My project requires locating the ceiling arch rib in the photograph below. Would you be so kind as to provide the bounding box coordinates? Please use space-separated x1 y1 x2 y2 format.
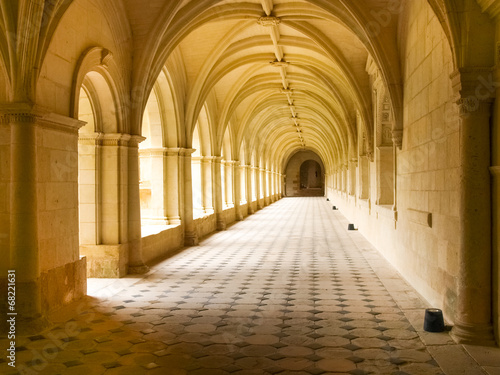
244 106 341 170
135 0 409 174
181 13 370 152
239 94 346 160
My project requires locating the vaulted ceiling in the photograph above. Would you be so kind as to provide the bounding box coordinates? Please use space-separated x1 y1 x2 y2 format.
122 0 405 171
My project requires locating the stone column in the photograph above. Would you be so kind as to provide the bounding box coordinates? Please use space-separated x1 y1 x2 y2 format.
255 167 264 209
491 166 500 344
261 168 269 206
246 165 255 214
166 148 181 225
201 156 214 214
450 69 495 345
280 173 285 197
213 156 226 231
182 149 198 246
392 130 403 215
233 161 243 220
128 136 149 274
225 160 235 207
3 106 85 331
269 171 275 203
349 159 357 196
7 111 45 329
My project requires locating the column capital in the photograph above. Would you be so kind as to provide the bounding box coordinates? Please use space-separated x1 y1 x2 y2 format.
0 104 86 133
490 166 500 176
450 67 495 116
139 148 167 157
258 16 281 26
166 147 181 156
79 132 104 145
179 148 196 156
101 133 131 146
128 135 146 147
392 129 403 149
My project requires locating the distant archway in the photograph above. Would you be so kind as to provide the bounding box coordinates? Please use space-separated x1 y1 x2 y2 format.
285 151 325 197
300 160 323 190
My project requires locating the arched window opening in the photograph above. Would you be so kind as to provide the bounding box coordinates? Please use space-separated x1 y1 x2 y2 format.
77 71 126 277
251 151 257 202
285 151 325 197
139 90 168 235
300 160 322 190
240 143 247 205
78 87 98 246
192 124 204 218
222 129 233 208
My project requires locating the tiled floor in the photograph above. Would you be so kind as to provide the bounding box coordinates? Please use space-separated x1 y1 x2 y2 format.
2 197 500 374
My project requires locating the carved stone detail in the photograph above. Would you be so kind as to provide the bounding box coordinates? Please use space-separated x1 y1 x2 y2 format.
258 16 281 27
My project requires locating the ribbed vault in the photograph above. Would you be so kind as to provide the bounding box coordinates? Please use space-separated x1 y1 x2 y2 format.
125 0 406 175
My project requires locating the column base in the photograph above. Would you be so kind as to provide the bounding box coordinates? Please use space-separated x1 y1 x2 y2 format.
216 216 227 231
451 320 496 346
80 244 128 278
184 231 199 246
17 314 50 336
168 216 182 225
128 264 150 274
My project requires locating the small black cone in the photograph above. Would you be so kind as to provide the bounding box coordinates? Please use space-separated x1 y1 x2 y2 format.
348 224 356 231
332 206 337 210
326 198 330 201
423 308 445 332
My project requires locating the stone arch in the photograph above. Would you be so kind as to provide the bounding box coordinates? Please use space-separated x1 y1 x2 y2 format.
285 151 325 197
0 54 10 102
71 47 127 133
300 160 323 187
73 49 132 277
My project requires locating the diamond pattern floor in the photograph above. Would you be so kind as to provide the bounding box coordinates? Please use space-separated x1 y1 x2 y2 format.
1 197 491 374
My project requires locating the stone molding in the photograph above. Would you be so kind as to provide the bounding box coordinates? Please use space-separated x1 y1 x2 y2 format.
450 67 495 116
192 155 217 163
79 132 104 145
128 135 146 148
407 208 432 228
139 148 168 158
180 148 196 157
0 105 85 134
392 129 403 148
258 16 281 27
101 133 131 146
490 166 500 176
270 60 289 67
